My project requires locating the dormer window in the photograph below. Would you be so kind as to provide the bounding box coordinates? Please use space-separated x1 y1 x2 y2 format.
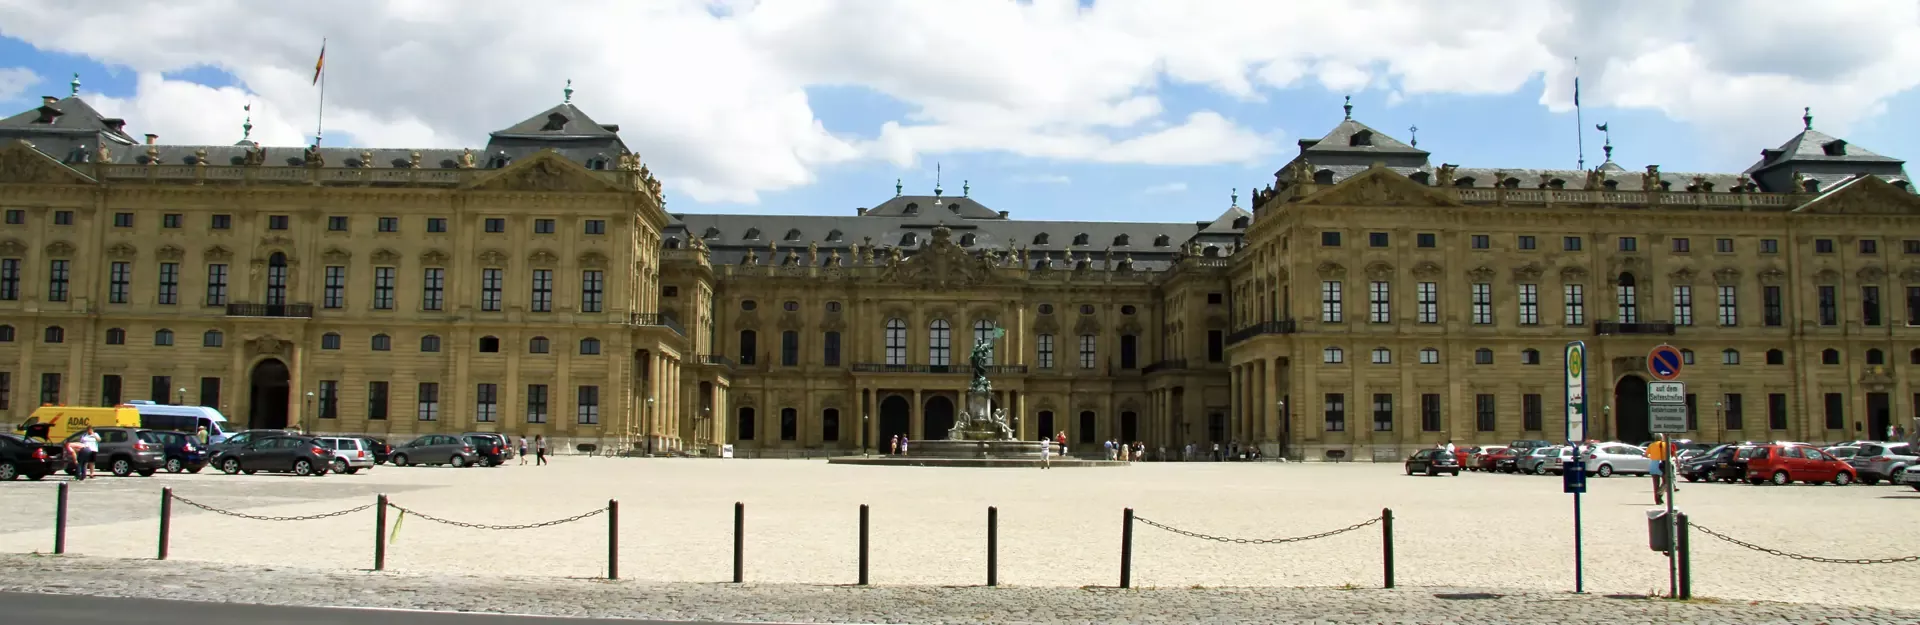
1113 234 1130 246
1546 179 1566 189
1602 179 1619 190
665 238 681 249
1153 234 1171 247
1803 178 1821 193
900 233 919 247
959 233 976 246
1454 177 1476 188
826 229 844 242
1313 170 1334 184
1502 178 1520 189
903 203 919 215
586 154 608 170
488 152 511 168
1409 171 1430 185
1072 233 1089 246
1033 233 1050 245
702 227 721 239
542 112 570 132
1823 140 1848 156
1231 216 1250 229
784 229 802 241
743 228 761 240
1349 130 1373 147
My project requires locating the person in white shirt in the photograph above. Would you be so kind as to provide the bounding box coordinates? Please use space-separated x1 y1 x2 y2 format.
1444 441 1456 454
75 427 100 480
1039 436 1051 470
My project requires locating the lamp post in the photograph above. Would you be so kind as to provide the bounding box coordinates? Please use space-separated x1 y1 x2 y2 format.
1716 400 1725 443
304 391 315 434
1276 399 1288 460
863 413 871 457
702 405 711 450
646 397 656 456
176 387 186 406
1601 405 1610 443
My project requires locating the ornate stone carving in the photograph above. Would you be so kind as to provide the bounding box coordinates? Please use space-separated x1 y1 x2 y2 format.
478 249 509 265
44 241 74 257
1668 267 1696 284
578 251 608 268
420 249 450 265
1466 265 1495 282
0 239 23 256
204 245 232 262
1033 315 1061 334
247 335 289 357
321 247 352 263
1364 261 1395 279
529 249 560 265
370 248 401 264
1758 266 1786 285
1315 262 1347 279
106 242 138 259
1559 266 1588 281
731 309 760 330
1511 262 1543 282
1712 267 1742 285
155 245 184 261
1814 268 1841 284
1642 165 1662 192
1411 261 1443 278
0 141 93 184
1857 265 1887 282
1299 168 1461 207
1073 315 1102 335
260 235 294 247
778 312 804 331
470 152 615 193
1901 266 1920 283
876 226 1000 290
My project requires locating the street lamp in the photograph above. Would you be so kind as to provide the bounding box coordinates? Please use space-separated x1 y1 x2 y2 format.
1276 400 1288 460
646 397 656 456
1716 400 1725 443
176 386 186 406
304 391 315 434
863 413 871 457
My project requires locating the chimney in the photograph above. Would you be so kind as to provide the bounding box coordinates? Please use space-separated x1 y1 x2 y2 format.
145 134 158 145
998 211 1009 218
855 207 867 216
41 96 58 107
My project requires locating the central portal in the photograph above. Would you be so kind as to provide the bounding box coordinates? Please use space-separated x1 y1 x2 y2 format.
248 359 292 430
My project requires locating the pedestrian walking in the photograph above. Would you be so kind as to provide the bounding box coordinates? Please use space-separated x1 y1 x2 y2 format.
900 435 910 456
535 435 549 466
518 436 529 465
75 426 99 480
1040 436 1052 469
890 435 899 456
1646 437 1670 505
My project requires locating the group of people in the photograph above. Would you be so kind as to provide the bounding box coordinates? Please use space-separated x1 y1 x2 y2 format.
887 434 911 456
515 435 550 465
1104 439 1146 462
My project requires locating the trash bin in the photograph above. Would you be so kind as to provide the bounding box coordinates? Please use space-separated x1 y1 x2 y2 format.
1647 509 1675 552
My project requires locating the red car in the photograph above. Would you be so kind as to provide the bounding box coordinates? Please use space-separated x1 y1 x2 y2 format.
1481 447 1521 472
1740 443 1857 486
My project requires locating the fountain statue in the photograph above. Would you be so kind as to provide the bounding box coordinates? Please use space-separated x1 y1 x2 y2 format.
949 328 1015 441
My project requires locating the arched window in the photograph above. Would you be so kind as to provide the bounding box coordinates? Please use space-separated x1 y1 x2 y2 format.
527 336 550 354
154 329 174 346
321 332 342 350
821 408 840 442
972 320 997 366
580 337 602 355
1722 349 1740 365
1475 348 1494 364
420 335 441 352
43 326 63 343
370 334 390 351
1867 348 1885 365
737 407 756 440
1322 346 1343 363
780 407 798 441
738 329 757 365
266 252 289 306
1822 348 1840 365
478 335 500 352
104 327 125 345
1766 349 1785 365
884 318 907 365
202 330 223 348
928 319 952 366
1615 272 1638 323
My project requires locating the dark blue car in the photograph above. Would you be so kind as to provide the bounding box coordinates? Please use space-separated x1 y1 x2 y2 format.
142 430 207 473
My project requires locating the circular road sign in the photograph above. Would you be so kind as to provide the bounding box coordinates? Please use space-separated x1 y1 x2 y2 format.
1648 345 1684 381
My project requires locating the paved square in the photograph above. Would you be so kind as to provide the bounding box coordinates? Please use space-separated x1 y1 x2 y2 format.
0 458 1911 609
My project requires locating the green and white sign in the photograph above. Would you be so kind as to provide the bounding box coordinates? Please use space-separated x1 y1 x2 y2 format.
1565 341 1587 443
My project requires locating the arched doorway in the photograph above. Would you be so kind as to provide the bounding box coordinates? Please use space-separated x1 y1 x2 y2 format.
924 395 955 440
248 359 291 430
1037 410 1055 439
879 395 910 447
1120 411 1138 442
1613 375 1651 444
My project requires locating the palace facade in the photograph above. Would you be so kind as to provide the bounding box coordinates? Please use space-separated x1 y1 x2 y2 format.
2 83 1917 459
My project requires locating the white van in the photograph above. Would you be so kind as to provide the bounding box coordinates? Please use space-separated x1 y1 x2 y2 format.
125 401 235 443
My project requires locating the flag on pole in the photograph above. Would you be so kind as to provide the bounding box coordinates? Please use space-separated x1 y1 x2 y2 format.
1596 123 1608 132
1573 77 1580 107
312 39 326 86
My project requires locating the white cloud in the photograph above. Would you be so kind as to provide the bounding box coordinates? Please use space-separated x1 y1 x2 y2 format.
0 66 38 101
1012 174 1072 184
0 0 1912 202
1142 182 1187 195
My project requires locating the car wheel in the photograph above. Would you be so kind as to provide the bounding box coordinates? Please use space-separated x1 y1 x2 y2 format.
136 469 156 477
1451 470 1461 476
165 458 183 473
0 461 16 481
1596 464 1614 478
1863 477 1881 486
392 454 408 467
293 459 314 476
1834 472 1854 486
450 455 468 468
1771 470 1791 485
1405 466 1414 475
331 459 348 474
220 458 241 475
111 458 133 477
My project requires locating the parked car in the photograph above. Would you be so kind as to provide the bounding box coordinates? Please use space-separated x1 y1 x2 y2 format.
210 434 333 476
356 436 392 464
1467 445 1507 471
1897 466 1920 491
1404 449 1460 476
1584 442 1652 477
1741 443 1856 485
1680 445 1738 482
141 429 208 473
65 427 166 477
1848 442 1915 485
463 432 515 462
390 434 478 467
463 434 509 467
1487 447 1524 473
1522 446 1562 474
313 436 376 474
210 429 293 455
0 432 68 480
1825 445 1862 462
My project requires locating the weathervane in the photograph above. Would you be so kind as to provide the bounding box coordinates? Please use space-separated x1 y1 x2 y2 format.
242 102 253 142
1230 188 1238 207
564 79 573 104
1596 122 1613 162
70 72 80 97
1342 95 1352 120
932 163 944 205
1408 125 1419 148
1802 106 1813 131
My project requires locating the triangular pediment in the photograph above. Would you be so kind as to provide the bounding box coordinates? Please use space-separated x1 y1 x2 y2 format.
463 149 623 193
0 140 98 185
1296 165 1461 207
1793 174 1920 215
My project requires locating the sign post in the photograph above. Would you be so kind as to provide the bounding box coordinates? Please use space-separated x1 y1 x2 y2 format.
1563 341 1588 594
1647 345 1687 599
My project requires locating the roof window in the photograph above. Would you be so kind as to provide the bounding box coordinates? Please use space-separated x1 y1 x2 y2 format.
784 229 802 241
1823 140 1848 156
1349 130 1373 147
1033 233 1050 245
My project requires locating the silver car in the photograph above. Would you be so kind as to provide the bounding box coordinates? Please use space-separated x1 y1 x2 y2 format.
1848 442 1915 485
1523 446 1563 474
313 436 376 474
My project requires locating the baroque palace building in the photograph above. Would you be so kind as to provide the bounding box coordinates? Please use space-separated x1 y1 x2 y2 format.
2 80 1918 459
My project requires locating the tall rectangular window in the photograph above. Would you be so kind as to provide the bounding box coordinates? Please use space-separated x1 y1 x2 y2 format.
1908 287 1920 326
1421 393 1442 432
1863 286 1883 326
1724 393 1744 431
1036 333 1054 369
1767 392 1789 430
1517 283 1539 325
580 270 604 313
1324 393 1346 432
47 260 69 302
1765 286 1784 326
367 381 389 420
100 375 122 406
318 380 338 419
157 262 178 305
1563 284 1585 325
1368 281 1390 323
108 261 131 304
781 330 799 366
823 331 841 367
205 264 228 306
1672 285 1693 326
576 385 601 424
200 377 220 408
1523 394 1543 431
1320 281 1343 322
1818 286 1837 325
1078 334 1097 369
1617 281 1638 323
481 268 503 311
323 266 347 309
416 382 440 421
1475 394 1497 432
1717 285 1738 326
1471 283 1493 325
1823 392 1844 430
372 267 396 310
475 383 498 422
1416 282 1438 324
422 268 445 311
1372 394 1394 432
0 258 18 300
526 384 549 423
531 269 553 312
40 372 61 405
929 321 952 366
886 320 909 365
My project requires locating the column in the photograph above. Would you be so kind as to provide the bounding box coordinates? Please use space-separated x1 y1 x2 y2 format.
1253 359 1267 445
911 388 923 441
1228 366 1241 443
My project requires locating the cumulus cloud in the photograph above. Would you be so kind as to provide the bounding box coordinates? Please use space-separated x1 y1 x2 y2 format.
1142 182 1187 195
0 0 1912 202
0 66 38 101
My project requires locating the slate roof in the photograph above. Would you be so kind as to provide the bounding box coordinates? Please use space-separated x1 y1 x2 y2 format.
0 96 138 165
863 194 1004 219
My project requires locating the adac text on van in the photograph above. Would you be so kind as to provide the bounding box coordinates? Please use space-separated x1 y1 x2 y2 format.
16 404 143 441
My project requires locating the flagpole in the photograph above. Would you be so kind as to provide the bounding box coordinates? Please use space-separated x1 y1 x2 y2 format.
315 37 326 146
1574 56 1585 171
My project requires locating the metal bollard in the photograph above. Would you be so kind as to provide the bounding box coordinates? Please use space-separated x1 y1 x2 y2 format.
1677 512 1691 600
374 494 388 571
987 506 998 587
1381 508 1395 589
732 502 744 583
54 482 68 555
607 499 619 580
1120 507 1133 589
157 488 172 560
857 504 869 586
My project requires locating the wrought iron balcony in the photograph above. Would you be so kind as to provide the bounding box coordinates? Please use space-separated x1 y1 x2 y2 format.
1593 320 1676 336
851 363 1030 375
225 303 314 318
627 312 686 336
1142 359 1189 374
1225 319 1298 345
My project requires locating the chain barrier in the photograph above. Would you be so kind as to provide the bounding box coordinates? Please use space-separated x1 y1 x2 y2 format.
1133 514 1381 545
1692 522 1920 565
171 495 374 522
385 502 607 531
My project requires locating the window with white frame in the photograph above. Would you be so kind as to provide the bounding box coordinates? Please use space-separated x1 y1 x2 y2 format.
373 267 396 310
1419 347 1439 364
1722 349 1740 365
422 268 445 311
1078 334 1097 369
1371 347 1391 364
416 382 440 421
1717 285 1738 326
1616 273 1639 323
1471 283 1493 324
1563 284 1585 325
884 318 908 365
1323 346 1344 363
929 319 952 366
1416 282 1438 324
1368 281 1390 323
1517 283 1538 325
1321 281 1343 322
1037 333 1055 369
1673 285 1693 326
475 383 498 422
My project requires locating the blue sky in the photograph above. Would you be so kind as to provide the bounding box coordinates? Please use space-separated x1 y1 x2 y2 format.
2 1 1916 224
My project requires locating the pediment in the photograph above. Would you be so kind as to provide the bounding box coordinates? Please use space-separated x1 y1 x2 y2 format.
45 240 74 257
464 150 623 193
155 245 184 261
420 249 450 265
1296 165 1464 208
478 249 509 265
529 249 560 265
877 227 999 290
0 140 98 185
1411 261 1442 278
370 248 402 264
322 247 352 263
578 251 608 268
1363 261 1394 279
0 239 23 256
106 242 138 259
1794 175 1920 215
204 245 232 262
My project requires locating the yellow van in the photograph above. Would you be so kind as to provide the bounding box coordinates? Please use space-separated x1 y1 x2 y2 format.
16 405 142 441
